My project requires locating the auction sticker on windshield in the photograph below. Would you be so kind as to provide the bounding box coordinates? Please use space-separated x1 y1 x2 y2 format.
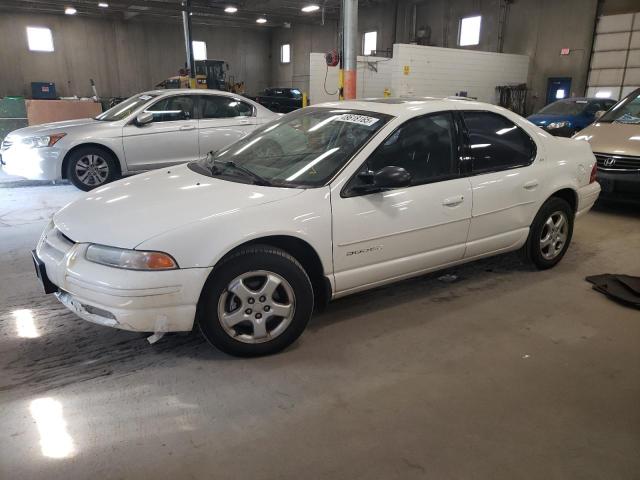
336 114 380 126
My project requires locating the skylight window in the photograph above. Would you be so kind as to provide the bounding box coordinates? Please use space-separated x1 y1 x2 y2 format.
27 27 54 52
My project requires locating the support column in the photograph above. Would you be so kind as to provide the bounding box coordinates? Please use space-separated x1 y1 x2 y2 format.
181 0 196 88
342 0 358 99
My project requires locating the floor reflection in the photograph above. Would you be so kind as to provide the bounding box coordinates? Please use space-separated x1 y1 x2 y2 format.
29 397 76 459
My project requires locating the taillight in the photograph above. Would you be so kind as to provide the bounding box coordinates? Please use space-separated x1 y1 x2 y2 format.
589 162 597 184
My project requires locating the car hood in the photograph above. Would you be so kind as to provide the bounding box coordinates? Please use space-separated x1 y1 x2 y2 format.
527 114 575 126
8 118 106 138
575 122 640 157
53 164 304 249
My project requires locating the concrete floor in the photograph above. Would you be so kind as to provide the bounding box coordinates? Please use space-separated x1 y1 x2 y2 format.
1 184 639 480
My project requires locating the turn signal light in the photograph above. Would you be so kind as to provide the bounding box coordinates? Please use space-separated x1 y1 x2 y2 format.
589 162 597 184
146 252 177 269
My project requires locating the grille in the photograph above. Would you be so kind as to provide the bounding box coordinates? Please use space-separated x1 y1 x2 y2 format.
595 153 640 172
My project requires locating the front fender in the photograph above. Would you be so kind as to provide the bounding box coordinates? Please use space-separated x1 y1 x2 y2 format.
136 187 334 274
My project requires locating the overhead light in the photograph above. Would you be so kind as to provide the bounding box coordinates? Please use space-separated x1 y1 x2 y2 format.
256 16 267 23
224 6 237 13
301 5 320 12
65 6 77 14
98 2 108 7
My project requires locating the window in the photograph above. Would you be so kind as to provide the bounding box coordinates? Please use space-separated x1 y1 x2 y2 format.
95 93 159 121
192 108 392 187
363 31 377 56
281 44 291 63
458 15 481 46
201 96 253 119
146 95 195 122
462 111 536 174
355 113 457 188
26 27 54 52
192 41 207 61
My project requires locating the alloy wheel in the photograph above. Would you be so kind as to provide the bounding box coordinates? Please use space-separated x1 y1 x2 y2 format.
539 211 568 260
217 270 296 344
75 154 109 187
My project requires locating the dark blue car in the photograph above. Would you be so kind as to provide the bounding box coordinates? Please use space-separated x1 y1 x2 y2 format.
527 97 616 137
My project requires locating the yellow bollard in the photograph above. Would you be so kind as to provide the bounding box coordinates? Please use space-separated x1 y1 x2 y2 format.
302 92 308 107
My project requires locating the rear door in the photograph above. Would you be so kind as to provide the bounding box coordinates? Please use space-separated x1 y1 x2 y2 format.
459 110 542 258
197 95 257 156
122 94 199 170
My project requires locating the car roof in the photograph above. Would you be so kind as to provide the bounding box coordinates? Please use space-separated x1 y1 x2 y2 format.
312 96 505 119
139 89 241 97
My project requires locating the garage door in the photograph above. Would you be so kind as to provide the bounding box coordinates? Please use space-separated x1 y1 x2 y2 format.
587 12 640 100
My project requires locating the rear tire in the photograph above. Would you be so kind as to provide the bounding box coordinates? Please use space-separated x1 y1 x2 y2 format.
523 197 574 270
66 146 119 191
197 245 314 357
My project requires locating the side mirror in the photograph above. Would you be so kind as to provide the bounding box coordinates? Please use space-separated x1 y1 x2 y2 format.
353 165 411 194
594 110 606 120
135 111 154 126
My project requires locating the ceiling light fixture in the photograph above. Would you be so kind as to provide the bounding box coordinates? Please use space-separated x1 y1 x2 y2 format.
256 16 267 23
98 2 109 7
224 6 238 13
301 5 320 12
65 6 77 14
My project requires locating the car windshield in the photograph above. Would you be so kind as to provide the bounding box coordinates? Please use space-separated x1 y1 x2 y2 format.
538 100 587 116
190 107 392 187
599 89 640 124
95 93 159 121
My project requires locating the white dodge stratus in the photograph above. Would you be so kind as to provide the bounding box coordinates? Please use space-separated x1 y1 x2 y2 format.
33 98 600 356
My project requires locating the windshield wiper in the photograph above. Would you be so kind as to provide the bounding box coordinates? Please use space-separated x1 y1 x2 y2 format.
211 160 272 186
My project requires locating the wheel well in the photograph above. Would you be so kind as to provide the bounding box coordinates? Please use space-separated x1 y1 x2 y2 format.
61 143 122 179
223 236 331 310
549 188 578 213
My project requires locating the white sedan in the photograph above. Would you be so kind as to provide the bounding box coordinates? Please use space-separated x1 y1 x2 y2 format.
33 98 600 356
1 89 277 190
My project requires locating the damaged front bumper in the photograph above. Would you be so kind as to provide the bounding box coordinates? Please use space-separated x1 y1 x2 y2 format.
35 221 211 333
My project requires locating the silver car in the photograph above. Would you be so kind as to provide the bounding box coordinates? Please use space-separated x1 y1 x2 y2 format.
0 89 278 190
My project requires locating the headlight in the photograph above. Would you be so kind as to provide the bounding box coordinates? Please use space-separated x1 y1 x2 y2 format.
21 133 66 148
546 121 571 130
85 244 178 270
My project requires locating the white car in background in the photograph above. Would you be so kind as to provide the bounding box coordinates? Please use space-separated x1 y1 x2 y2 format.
0 89 277 190
33 98 600 357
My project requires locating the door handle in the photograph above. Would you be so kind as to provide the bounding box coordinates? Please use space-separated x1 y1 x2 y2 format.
238 119 251 124
180 125 195 131
442 195 464 207
523 180 539 190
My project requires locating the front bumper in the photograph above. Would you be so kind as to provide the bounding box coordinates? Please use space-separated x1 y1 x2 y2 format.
35 222 211 332
0 144 64 180
541 126 575 137
596 169 640 203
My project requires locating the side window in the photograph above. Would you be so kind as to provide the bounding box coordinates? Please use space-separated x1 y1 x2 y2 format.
462 111 536 174
201 96 253 118
362 112 458 186
146 95 195 122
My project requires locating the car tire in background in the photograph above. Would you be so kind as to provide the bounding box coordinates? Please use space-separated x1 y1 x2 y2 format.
66 146 120 191
197 245 314 357
523 196 574 270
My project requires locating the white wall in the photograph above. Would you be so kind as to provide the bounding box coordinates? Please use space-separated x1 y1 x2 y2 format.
390 44 529 103
309 53 393 104
309 44 529 106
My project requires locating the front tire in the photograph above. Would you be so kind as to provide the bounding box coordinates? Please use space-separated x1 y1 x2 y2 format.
523 197 574 270
197 245 314 357
66 147 119 191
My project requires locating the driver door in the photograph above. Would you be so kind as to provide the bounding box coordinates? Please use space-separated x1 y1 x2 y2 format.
331 112 472 294
122 94 199 171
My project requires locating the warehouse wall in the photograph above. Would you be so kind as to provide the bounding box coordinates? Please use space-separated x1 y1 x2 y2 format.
270 23 339 95
0 13 271 98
